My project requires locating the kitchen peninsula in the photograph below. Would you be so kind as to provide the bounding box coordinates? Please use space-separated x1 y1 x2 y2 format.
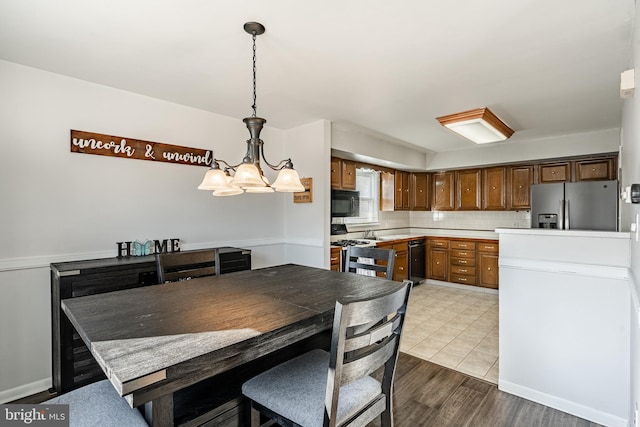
496 228 631 427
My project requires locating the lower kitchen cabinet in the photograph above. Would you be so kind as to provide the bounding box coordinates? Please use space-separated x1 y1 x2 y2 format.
425 237 499 289
377 241 408 281
449 240 477 285
478 242 499 289
330 247 341 271
428 248 448 281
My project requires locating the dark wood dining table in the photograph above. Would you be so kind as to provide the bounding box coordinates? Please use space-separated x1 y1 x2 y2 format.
61 263 405 426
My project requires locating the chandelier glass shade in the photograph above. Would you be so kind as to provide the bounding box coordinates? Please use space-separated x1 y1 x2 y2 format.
198 22 304 196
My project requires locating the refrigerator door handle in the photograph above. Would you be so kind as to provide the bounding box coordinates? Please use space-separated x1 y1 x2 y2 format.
558 200 565 229
564 200 570 229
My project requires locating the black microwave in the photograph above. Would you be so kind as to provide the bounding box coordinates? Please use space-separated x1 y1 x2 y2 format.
331 189 360 217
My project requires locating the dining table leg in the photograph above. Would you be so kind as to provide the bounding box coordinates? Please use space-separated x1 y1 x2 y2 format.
145 393 174 427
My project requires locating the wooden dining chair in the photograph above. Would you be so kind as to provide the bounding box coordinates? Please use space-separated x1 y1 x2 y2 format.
343 246 396 280
241 280 412 427
156 249 218 284
44 379 148 427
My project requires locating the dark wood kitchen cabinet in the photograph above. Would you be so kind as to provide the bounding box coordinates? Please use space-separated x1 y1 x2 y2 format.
427 239 449 281
575 158 616 181
330 247 341 271
330 157 356 190
539 162 571 183
482 167 507 210
432 171 455 211
380 171 395 211
410 172 430 211
50 247 251 395
395 170 410 210
376 241 408 281
508 165 533 210
478 241 499 289
449 240 477 285
456 169 482 210
425 237 499 289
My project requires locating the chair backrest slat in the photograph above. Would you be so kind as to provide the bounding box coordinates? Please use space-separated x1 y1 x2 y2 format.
156 249 218 283
343 314 401 353
343 246 395 280
340 335 398 386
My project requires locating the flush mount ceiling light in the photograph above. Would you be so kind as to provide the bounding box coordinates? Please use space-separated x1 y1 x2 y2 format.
198 22 304 197
436 107 514 144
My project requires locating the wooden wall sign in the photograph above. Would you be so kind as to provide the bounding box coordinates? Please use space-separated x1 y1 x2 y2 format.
70 130 212 167
294 177 312 203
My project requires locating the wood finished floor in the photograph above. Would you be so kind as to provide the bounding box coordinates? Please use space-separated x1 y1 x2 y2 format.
14 353 601 426
374 352 602 427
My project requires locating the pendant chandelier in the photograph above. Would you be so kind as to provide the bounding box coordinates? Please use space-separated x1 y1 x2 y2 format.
198 22 305 196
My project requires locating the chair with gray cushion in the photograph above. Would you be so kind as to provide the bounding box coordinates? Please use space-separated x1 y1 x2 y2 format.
156 249 218 283
242 280 412 427
44 379 147 427
343 246 396 280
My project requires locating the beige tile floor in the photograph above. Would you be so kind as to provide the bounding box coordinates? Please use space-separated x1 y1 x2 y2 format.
400 282 499 384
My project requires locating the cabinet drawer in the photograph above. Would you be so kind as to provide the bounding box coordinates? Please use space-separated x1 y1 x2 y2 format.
429 239 449 248
450 274 477 285
478 242 498 253
450 249 475 258
450 241 476 250
450 265 476 276
450 257 476 267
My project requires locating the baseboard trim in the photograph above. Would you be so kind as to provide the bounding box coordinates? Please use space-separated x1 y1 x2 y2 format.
498 379 628 427
0 378 51 404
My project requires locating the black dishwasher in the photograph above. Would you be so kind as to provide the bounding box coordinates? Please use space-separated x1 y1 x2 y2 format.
408 239 426 282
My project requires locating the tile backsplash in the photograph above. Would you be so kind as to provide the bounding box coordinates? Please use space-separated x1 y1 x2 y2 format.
335 210 530 233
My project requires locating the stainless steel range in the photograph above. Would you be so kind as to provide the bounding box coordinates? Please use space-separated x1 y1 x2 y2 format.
331 239 376 248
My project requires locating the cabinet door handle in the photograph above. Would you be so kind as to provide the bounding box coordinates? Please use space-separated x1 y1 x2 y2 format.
459 252 467 256
460 269 467 273
459 277 467 282
459 260 467 264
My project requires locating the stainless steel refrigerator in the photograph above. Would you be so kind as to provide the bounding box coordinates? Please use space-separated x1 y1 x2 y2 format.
530 180 618 231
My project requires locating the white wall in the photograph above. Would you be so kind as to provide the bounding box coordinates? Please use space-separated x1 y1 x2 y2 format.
427 128 620 171
331 123 432 170
282 120 331 268
620 4 640 424
0 60 309 401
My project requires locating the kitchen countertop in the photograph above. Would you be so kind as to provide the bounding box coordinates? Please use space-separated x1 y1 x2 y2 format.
495 227 630 239
330 228 500 245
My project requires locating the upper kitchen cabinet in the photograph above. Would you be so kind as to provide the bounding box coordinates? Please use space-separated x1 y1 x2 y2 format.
380 171 395 211
482 167 507 210
330 157 356 190
410 173 430 211
575 158 617 181
456 169 482 210
508 165 533 210
538 162 570 183
395 170 410 210
432 171 455 211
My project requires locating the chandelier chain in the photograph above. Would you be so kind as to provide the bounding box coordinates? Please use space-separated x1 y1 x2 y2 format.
251 32 257 118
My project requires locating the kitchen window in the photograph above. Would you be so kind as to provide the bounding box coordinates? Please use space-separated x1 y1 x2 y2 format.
344 169 379 225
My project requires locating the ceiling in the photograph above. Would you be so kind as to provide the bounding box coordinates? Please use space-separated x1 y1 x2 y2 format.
0 0 634 153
